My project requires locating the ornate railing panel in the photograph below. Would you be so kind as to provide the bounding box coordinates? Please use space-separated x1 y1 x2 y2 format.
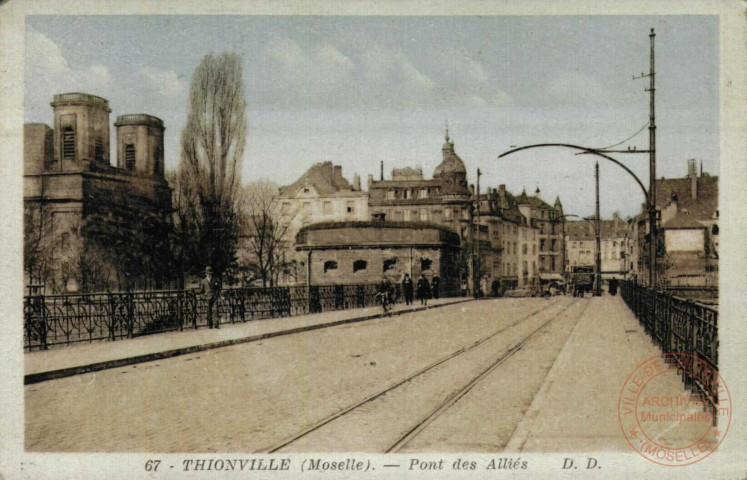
620 281 719 420
24 283 460 351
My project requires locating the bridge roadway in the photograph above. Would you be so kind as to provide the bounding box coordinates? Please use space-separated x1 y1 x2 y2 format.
25 296 696 453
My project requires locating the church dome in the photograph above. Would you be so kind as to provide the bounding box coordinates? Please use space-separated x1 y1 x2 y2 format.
434 130 466 177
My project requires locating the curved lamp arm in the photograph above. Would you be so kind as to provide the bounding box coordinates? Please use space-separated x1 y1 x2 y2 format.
498 143 649 204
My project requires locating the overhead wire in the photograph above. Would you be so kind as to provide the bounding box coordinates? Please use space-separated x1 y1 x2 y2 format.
592 122 649 151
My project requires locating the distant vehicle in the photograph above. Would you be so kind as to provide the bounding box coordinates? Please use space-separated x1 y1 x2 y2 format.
571 267 594 297
505 288 532 298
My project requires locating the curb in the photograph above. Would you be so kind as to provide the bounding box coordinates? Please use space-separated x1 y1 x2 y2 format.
24 298 473 385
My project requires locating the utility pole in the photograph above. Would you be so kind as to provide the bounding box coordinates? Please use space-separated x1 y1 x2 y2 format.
647 28 657 288
595 162 602 296
474 168 482 298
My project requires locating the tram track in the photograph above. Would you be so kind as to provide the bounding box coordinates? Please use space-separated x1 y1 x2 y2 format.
259 297 574 453
387 298 590 453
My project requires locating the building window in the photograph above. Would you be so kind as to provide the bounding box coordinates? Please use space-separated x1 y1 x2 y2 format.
444 208 452 220
540 239 546 252
420 209 427 222
323 201 332 215
62 127 75 161
712 224 719 235
421 258 432 271
94 137 105 163
302 202 311 214
347 201 355 214
551 239 557 252
403 210 411 221
387 190 396 200
125 144 136 171
303 187 310 193
383 258 397 272
323 261 338 273
281 202 290 214
420 188 428 199
523 244 528 255
353 260 367 272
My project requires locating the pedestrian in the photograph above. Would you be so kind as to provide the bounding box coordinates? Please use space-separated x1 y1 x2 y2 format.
198 266 220 329
417 274 431 306
609 278 619 296
402 273 414 305
431 275 441 299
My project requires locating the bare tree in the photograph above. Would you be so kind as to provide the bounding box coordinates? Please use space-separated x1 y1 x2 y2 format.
176 52 247 281
239 181 295 287
23 203 56 288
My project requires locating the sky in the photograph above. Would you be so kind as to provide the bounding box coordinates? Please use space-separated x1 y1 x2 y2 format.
25 15 719 218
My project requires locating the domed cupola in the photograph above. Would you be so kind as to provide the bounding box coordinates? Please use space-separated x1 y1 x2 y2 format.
433 129 467 178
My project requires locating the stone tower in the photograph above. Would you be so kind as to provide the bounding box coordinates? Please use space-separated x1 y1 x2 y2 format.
50 92 112 171
114 114 165 177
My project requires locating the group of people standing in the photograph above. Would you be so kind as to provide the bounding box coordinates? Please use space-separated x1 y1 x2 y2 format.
400 273 440 306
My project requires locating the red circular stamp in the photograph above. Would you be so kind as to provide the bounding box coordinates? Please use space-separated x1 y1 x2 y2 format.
618 353 731 467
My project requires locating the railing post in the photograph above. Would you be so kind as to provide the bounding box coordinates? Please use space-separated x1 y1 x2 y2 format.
108 292 117 341
127 291 134 339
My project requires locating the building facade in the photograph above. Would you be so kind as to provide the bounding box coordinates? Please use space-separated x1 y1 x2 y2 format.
271 162 368 285
367 132 476 291
565 214 631 280
295 221 461 295
24 93 173 293
633 159 718 294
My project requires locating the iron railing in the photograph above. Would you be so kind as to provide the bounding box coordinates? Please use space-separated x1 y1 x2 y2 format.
620 281 719 419
24 283 460 351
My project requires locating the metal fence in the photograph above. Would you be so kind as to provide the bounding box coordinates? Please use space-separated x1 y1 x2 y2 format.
620 281 719 419
24 283 460 351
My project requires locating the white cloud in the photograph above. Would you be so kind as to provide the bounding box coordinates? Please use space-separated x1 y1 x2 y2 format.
136 67 187 98
26 27 112 94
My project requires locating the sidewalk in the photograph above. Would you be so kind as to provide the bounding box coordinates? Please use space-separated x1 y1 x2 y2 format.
506 295 702 452
25 297 470 384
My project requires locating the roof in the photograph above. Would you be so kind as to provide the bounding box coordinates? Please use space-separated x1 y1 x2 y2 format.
656 174 718 222
663 210 706 230
434 136 466 176
299 220 457 235
279 162 359 197
565 217 630 240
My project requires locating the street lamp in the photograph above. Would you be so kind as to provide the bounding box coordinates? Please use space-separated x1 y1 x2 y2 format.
498 29 658 288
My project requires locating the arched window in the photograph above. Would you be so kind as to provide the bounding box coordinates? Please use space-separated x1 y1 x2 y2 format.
125 144 136 171
62 127 75 161
323 261 338 273
383 258 397 272
353 260 367 272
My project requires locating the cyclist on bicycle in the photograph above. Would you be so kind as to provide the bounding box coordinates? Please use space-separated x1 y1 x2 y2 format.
377 276 394 312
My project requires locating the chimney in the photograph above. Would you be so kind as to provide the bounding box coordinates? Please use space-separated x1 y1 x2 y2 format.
353 173 361 191
687 159 697 199
367 174 374 189
333 165 343 186
380 161 384 181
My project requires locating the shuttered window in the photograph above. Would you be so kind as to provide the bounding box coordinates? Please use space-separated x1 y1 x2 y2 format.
125 144 136 171
62 127 75 161
95 137 105 163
